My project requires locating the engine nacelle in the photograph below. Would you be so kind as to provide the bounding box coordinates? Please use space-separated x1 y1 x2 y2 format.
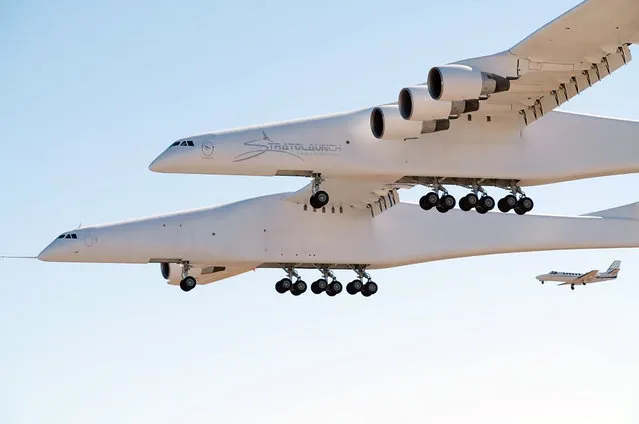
398 85 479 121
160 262 183 282
427 65 510 101
370 105 449 140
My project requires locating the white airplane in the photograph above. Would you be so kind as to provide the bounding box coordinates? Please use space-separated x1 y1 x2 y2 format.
35 0 639 296
149 0 639 216
536 260 621 290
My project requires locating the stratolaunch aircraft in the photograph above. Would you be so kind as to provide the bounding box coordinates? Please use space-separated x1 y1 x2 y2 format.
38 0 639 296
536 260 621 290
150 0 639 216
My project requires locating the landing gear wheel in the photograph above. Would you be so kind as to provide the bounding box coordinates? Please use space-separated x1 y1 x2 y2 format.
309 191 329 209
459 196 471 211
436 203 450 213
326 280 343 296
290 280 307 296
478 196 495 211
311 278 328 294
179 276 197 292
420 192 439 210
571 284 575 290
518 196 534 212
498 198 509 213
498 194 517 213
514 206 526 215
275 278 292 294
466 193 478 208
440 194 456 210
362 281 378 297
346 279 363 295
476 205 488 214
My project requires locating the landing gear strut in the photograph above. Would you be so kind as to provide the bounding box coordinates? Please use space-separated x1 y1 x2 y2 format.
459 181 494 214
311 266 342 296
309 173 329 209
348 266 378 297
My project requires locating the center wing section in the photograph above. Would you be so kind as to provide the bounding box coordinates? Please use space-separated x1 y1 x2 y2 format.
285 178 412 218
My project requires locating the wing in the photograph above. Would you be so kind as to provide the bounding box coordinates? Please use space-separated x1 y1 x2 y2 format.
558 269 599 285
455 0 638 125
285 177 413 217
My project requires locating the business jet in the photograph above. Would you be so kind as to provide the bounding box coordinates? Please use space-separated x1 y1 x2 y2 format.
536 260 621 290
149 0 639 216
34 0 639 296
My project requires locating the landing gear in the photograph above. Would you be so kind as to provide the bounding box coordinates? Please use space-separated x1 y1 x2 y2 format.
499 184 534 214
309 174 329 209
275 277 292 293
571 284 575 290
179 262 197 292
349 266 378 297
311 278 328 294
179 276 197 292
459 193 478 211
420 180 455 213
346 279 363 294
275 267 306 295
273 265 378 298
326 280 343 296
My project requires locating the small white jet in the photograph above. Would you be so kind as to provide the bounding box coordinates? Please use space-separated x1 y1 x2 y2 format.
536 260 621 290
33 0 639 297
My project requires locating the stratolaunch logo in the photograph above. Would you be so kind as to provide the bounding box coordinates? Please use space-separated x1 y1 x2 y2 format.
232 131 342 162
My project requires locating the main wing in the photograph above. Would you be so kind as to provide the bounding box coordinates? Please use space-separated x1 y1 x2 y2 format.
558 269 599 285
376 0 638 138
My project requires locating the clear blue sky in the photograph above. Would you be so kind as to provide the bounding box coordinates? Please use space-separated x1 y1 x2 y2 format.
2 0 638 423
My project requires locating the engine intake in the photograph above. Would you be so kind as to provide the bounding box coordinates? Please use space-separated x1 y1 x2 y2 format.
398 86 479 121
427 65 510 101
370 105 449 140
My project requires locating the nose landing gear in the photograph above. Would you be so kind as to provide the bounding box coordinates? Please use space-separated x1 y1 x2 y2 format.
309 173 329 209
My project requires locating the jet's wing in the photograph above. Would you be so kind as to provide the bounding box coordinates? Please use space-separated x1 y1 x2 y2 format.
462 0 637 125
558 269 599 285
285 178 413 217
401 0 638 128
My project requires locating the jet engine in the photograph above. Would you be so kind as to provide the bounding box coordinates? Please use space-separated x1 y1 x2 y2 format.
398 86 479 121
370 105 449 140
160 262 183 282
427 65 510 101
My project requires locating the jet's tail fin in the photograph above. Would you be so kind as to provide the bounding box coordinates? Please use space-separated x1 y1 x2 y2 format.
584 202 639 220
605 260 622 276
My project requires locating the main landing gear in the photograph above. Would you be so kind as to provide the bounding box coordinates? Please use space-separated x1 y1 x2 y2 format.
179 262 197 292
418 180 534 215
309 173 329 209
274 266 378 297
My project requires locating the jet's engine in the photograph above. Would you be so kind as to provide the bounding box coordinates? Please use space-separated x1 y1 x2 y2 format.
160 262 183 282
398 86 479 121
427 65 510 101
370 105 449 140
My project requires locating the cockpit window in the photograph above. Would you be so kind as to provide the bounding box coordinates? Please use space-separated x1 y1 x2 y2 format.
59 233 78 240
170 140 194 147
58 234 65 239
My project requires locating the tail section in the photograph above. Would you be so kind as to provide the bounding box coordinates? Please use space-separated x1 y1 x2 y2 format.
605 260 621 277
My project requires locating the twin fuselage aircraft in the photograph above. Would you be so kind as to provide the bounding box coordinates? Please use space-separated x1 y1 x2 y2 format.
38 0 639 297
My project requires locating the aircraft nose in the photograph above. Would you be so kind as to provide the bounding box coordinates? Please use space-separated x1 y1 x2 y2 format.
148 151 172 173
38 241 65 262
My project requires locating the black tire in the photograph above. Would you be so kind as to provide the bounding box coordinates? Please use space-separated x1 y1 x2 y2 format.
504 194 517 209
327 280 342 296
497 198 510 213
436 203 449 213
309 194 321 209
519 196 534 212
291 280 307 296
346 279 363 295
311 278 327 294
476 205 487 214
459 196 471 211
466 193 478 208
424 192 439 207
479 196 495 211
440 194 456 210
514 206 526 215
362 281 378 296
571 285 575 290
315 190 329 207
180 276 197 292
419 195 433 211
275 278 292 293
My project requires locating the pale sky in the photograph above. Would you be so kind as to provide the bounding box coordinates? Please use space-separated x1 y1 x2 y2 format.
1 0 638 423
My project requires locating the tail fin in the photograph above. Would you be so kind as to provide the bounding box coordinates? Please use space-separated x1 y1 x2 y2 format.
584 202 639 219
607 260 621 274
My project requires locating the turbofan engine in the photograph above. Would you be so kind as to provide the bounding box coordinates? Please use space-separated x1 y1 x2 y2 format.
398 86 479 121
370 105 449 140
427 65 510 101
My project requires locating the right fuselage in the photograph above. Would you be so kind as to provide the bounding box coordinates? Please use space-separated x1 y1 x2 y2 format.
148 109 639 187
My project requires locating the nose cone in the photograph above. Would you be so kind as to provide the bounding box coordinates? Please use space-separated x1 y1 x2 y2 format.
38 241 66 262
149 147 196 173
148 150 173 173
